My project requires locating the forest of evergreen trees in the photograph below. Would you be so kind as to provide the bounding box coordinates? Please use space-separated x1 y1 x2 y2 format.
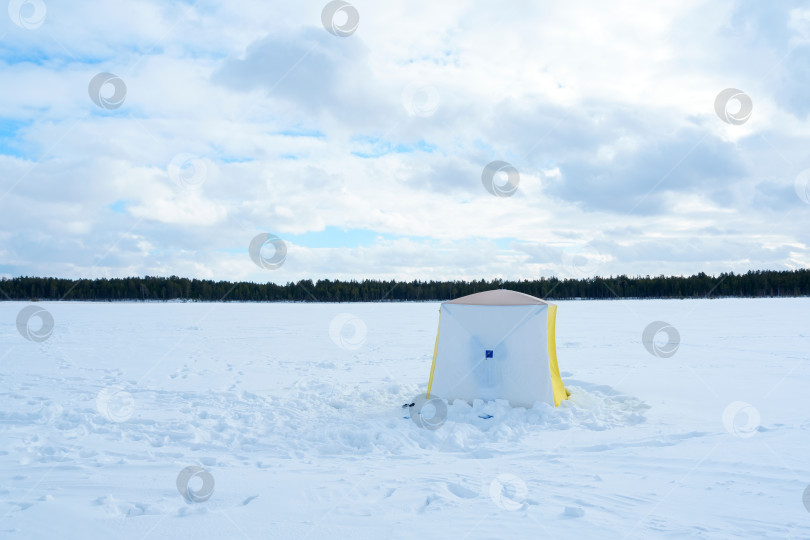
0 269 808 302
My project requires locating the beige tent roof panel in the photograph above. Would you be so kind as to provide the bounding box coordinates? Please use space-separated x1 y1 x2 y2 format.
443 289 550 306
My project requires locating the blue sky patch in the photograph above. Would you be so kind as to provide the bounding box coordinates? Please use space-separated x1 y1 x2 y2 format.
351 136 437 158
108 200 130 214
0 118 33 158
274 128 326 139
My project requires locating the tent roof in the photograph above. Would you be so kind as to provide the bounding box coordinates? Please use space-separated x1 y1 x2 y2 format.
443 289 551 306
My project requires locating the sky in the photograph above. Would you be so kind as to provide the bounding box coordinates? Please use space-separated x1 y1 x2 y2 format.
1 0 809 284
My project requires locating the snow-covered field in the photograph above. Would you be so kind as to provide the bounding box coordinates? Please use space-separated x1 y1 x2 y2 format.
1 298 809 539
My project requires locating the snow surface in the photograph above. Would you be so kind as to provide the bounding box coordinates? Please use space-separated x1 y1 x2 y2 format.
1 298 809 539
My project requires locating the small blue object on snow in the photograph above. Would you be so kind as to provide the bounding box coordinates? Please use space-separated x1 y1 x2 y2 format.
478 414 493 419
485 350 493 358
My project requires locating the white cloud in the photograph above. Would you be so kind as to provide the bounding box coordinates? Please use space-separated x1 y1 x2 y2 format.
0 0 808 284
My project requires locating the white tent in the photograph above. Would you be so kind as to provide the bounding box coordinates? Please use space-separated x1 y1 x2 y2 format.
426 289 567 408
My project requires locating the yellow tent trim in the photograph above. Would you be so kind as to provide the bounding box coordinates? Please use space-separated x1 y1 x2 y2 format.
426 308 441 398
547 304 568 406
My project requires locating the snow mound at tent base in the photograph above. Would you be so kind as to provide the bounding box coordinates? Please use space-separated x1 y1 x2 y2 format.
440 382 650 432
391 381 650 456
272 378 650 457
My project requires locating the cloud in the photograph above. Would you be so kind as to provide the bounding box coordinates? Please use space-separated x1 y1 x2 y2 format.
212 27 390 129
0 0 808 283
549 126 746 214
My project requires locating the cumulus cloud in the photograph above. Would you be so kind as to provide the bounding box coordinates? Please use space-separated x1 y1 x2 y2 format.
0 0 808 283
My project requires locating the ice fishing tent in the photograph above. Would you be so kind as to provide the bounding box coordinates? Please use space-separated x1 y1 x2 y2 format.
426 289 567 408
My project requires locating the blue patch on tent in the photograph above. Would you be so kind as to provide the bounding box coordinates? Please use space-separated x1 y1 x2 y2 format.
485 350 493 358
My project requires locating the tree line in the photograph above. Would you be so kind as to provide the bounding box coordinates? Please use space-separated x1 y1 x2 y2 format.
1 269 808 302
